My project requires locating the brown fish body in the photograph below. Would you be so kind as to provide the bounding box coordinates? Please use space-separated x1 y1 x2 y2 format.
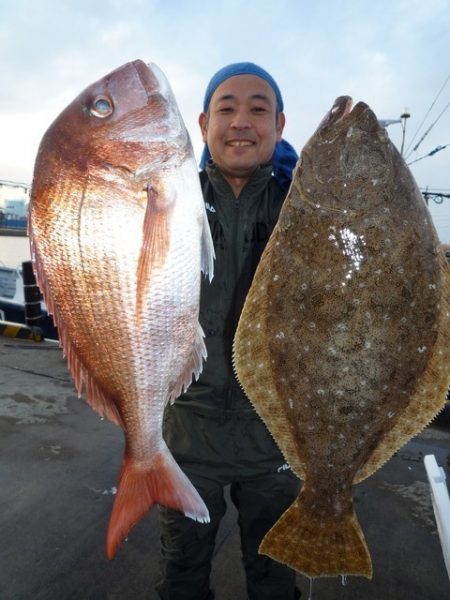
233 97 450 578
29 61 214 559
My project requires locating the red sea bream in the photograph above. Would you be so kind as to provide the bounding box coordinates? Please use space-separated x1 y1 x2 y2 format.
29 60 214 559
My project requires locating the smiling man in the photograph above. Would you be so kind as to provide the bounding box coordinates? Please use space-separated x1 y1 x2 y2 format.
157 63 301 600
199 72 285 196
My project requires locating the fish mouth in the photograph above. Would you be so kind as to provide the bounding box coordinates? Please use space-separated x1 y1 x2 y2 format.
319 96 354 130
131 60 175 106
331 96 353 121
127 60 190 157
319 96 380 135
146 62 173 100
130 60 162 95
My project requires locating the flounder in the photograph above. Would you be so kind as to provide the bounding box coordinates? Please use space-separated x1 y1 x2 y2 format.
29 60 214 559
233 96 450 578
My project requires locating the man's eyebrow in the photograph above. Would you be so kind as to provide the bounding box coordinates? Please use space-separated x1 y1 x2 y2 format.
250 93 272 104
215 93 273 104
216 93 236 102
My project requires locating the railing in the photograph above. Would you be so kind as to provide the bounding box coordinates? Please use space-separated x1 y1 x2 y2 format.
0 212 27 232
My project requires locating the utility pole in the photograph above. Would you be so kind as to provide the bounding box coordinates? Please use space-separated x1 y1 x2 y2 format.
400 109 410 156
378 109 411 157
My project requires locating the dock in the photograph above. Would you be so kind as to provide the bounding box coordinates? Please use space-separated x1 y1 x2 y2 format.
0 334 449 599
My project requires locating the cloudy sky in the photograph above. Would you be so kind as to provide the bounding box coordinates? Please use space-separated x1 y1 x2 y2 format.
1 0 449 241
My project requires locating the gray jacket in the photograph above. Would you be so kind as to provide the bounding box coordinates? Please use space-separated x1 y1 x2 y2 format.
175 162 287 413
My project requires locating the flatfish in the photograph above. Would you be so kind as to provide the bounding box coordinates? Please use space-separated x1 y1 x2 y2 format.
233 96 450 578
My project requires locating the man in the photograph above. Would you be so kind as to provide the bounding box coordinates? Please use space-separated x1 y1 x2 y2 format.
156 63 301 600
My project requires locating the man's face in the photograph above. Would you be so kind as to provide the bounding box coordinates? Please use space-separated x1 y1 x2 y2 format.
199 74 285 179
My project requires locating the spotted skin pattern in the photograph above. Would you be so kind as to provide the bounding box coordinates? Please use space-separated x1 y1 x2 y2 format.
233 96 450 579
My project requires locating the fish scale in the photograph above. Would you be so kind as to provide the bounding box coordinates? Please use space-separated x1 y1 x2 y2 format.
233 95 450 579
29 60 214 559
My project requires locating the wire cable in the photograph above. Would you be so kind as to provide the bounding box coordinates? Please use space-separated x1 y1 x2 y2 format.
407 142 450 166
405 75 450 159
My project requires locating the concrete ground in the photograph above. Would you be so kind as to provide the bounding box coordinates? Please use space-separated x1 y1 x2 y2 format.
0 335 449 600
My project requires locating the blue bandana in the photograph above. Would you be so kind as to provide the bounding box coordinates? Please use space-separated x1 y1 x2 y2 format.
202 62 284 113
199 62 298 191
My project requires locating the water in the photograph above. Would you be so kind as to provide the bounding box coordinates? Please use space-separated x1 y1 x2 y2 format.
0 235 30 267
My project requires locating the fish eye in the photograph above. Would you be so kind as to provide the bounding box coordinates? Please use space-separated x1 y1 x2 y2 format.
89 95 114 118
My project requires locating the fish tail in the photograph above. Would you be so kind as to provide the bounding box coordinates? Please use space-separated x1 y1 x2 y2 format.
259 495 373 579
106 447 210 559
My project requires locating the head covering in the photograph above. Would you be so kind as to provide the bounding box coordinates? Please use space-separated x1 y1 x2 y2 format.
202 62 284 113
199 62 298 190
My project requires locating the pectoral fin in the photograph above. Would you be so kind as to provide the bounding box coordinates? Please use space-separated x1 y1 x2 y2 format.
136 183 173 314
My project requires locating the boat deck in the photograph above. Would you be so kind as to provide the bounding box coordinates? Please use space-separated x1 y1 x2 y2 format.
0 335 449 599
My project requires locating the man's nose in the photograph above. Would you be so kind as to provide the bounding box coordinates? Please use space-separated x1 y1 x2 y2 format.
230 108 251 129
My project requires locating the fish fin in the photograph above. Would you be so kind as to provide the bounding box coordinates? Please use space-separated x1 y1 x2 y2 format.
169 322 207 404
201 205 215 282
83 369 124 428
106 445 210 559
30 240 124 427
59 325 124 428
136 184 172 314
356 248 450 483
233 266 306 480
259 495 372 579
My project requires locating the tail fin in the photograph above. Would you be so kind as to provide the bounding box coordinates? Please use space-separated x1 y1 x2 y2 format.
106 447 209 559
259 495 372 579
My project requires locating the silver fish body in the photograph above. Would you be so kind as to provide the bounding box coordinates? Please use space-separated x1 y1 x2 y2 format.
29 60 214 559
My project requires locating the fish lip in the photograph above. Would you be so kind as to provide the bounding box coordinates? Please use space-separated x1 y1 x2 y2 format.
127 60 191 155
348 101 383 133
319 96 353 129
350 100 377 119
332 97 380 130
130 60 160 94
332 96 353 120
131 60 175 108
146 62 172 98
317 96 381 137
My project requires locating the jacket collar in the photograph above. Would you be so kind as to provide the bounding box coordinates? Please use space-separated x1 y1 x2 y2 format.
204 161 274 199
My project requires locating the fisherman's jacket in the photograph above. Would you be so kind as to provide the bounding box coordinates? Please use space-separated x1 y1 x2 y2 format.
175 162 287 413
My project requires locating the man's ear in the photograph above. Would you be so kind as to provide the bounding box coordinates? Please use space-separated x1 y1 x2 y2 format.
276 112 286 142
199 112 208 143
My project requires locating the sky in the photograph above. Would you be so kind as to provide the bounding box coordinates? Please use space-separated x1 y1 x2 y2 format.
1 0 449 241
